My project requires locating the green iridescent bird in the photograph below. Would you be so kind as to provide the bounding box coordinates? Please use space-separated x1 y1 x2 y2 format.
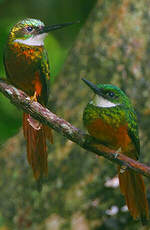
4 18 75 181
82 78 149 223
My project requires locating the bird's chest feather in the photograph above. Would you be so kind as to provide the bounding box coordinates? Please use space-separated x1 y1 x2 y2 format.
87 118 131 151
5 43 43 95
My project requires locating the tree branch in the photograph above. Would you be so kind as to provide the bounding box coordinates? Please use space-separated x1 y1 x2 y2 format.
0 78 150 178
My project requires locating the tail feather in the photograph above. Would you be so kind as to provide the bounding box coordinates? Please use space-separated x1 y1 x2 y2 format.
44 125 53 144
23 113 53 180
118 166 149 224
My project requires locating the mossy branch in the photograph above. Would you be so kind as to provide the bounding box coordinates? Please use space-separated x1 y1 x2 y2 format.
0 78 150 178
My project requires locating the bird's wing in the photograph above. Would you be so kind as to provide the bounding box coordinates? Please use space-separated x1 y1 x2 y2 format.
39 48 51 105
127 109 140 159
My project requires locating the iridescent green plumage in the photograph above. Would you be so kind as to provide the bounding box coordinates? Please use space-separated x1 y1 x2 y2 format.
83 82 140 158
82 78 149 222
3 18 76 182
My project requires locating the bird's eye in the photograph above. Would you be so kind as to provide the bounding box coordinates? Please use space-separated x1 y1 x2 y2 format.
107 91 115 98
26 26 33 32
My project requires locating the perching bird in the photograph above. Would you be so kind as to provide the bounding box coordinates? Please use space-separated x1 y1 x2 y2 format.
4 18 75 183
82 78 149 224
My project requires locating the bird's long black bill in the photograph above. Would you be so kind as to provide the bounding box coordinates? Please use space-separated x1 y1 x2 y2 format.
82 78 102 95
42 21 79 33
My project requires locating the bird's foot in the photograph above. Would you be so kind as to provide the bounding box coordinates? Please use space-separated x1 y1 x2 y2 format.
120 165 127 174
114 147 121 158
30 91 37 102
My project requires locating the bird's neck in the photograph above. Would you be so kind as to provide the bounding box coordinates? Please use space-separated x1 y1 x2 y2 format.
83 103 125 129
7 41 44 60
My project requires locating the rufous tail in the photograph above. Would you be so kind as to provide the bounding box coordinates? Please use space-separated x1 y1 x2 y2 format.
118 166 149 224
23 112 53 180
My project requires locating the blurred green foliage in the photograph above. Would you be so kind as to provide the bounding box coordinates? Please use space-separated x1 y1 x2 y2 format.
0 0 150 230
0 0 96 142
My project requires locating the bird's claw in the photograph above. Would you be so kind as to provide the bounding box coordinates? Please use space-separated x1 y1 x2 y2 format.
30 91 37 102
114 148 121 158
120 165 127 174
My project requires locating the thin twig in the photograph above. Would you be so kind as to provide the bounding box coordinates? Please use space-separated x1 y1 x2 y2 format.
0 78 150 178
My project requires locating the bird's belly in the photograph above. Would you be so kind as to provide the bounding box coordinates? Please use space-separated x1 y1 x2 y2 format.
86 118 131 151
5 53 42 97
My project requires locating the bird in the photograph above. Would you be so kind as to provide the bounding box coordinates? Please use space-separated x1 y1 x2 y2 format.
82 78 149 224
3 18 75 183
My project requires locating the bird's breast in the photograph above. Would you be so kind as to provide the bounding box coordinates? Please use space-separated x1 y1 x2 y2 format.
5 42 44 96
86 118 131 152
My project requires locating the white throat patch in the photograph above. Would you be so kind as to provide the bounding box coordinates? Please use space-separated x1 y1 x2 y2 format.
14 33 47 46
91 95 118 108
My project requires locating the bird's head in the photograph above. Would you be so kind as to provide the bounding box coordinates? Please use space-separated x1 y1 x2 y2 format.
82 78 131 109
9 18 76 46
